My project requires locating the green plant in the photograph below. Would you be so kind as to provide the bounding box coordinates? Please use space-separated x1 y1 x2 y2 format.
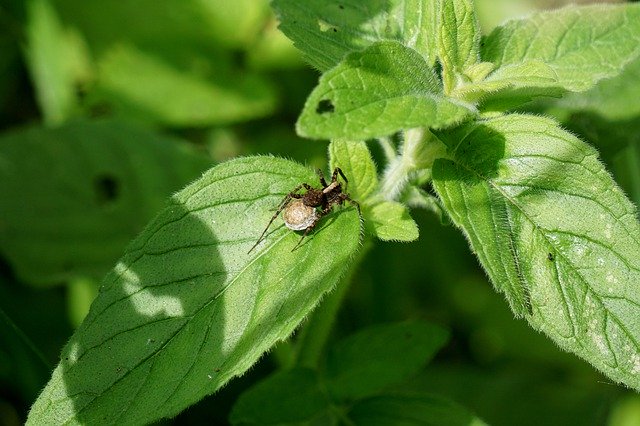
4 0 640 424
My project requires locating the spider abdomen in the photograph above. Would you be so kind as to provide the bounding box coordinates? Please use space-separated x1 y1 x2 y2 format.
283 199 318 231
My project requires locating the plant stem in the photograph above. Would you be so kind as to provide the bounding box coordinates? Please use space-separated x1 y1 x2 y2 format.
378 129 448 201
377 136 397 163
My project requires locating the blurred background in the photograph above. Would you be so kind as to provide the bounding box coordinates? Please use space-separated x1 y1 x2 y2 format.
1 0 639 424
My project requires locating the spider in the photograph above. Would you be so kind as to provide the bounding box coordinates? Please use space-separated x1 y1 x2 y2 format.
248 167 359 253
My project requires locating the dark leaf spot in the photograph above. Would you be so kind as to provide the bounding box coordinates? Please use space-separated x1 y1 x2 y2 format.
94 174 120 205
547 252 555 261
316 99 335 114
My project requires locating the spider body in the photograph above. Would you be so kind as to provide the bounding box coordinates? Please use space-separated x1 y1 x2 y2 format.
248 167 359 252
282 199 318 231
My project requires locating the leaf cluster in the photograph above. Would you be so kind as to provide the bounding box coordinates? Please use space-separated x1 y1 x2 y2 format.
2 0 640 424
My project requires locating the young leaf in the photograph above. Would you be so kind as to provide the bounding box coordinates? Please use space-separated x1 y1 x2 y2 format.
324 321 448 400
432 114 640 392
27 157 362 425
0 120 211 286
481 4 640 95
272 0 439 71
329 139 378 202
347 393 487 426
229 368 329 425
298 41 475 140
437 0 481 94
368 201 419 242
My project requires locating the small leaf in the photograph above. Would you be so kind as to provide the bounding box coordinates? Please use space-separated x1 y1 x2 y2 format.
297 41 475 140
437 0 481 93
229 368 329 425
369 201 419 242
459 60 560 104
432 114 640 392
0 120 211 285
26 157 362 425
272 0 439 71
347 393 487 426
324 321 448 400
329 139 378 202
481 4 640 94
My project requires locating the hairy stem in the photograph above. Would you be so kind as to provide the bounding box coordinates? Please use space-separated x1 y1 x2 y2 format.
379 129 445 200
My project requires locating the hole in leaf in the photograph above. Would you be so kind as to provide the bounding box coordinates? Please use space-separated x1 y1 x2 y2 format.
94 174 120 205
316 99 335 114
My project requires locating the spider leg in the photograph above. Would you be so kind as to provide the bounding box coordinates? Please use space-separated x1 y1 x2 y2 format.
316 169 328 188
341 193 361 214
335 167 348 192
247 185 304 253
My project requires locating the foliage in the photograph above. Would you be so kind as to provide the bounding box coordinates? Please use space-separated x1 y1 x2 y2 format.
2 0 640 425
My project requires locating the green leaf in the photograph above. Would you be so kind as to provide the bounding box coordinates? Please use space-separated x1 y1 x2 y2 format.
297 41 475 140
347 393 487 426
369 201 419 242
329 139 378 202
27 157 362 425
437 0 481 94
272 0 439 71
24 0 83 125
481 4 640 95
55 0 267 50
324 321 448 400
432 114 640 392
0 119 211 285
95 44 277 126
557 55 640 122
229 368 329 425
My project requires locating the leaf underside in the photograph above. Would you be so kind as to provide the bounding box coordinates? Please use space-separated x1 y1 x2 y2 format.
433 114 640 391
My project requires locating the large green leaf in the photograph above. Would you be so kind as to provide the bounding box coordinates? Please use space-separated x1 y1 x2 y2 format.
478 4 640 102
27 156 362 424
433 115 640 389
94 44 277 127
432 114 640 391
272 0 438 71
0 120 211 285
55 0 268 50
297 41 474 140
